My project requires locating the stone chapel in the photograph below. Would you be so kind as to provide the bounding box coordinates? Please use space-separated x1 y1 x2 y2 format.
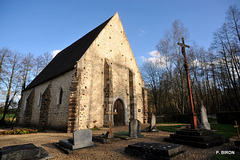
17 13 148 132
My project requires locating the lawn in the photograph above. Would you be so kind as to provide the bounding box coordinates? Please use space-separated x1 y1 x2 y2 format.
0 113 16 122
211 154 240 160
156 125 186 132
211 123 237 138
156 123 237 139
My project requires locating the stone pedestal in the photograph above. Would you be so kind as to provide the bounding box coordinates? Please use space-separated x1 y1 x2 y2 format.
125 142 184 160
164 129 227 148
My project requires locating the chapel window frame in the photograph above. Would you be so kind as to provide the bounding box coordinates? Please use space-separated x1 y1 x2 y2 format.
38 93 42 107
58 88 63 105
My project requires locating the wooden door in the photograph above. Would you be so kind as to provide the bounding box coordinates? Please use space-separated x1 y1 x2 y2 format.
114 99 124 126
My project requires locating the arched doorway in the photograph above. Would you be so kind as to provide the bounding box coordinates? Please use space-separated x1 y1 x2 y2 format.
114 99 124 126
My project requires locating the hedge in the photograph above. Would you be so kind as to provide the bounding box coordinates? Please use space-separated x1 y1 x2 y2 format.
216 111 240 124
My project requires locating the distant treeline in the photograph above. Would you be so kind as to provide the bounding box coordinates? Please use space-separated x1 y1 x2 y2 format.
142 5 240 115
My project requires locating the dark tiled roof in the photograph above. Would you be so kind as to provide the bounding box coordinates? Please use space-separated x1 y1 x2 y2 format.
25 16 112 90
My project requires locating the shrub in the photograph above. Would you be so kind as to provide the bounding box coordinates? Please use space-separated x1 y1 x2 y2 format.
0 128 38 135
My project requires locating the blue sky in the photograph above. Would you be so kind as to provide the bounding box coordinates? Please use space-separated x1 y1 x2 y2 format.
0 0 239 67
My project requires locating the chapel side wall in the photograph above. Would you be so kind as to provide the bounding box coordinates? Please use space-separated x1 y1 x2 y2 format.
30 83 48 126
46 70 75 130
18 89 34 124
18 70 75 130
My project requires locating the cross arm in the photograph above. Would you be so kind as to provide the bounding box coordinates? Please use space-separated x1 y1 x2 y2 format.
177 42 190 48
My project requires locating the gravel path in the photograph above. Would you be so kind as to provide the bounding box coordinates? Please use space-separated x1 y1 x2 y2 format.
0 124 238 160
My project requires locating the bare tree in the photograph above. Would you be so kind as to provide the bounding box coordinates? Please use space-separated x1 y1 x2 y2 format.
0 52 21 124
20 53 34 89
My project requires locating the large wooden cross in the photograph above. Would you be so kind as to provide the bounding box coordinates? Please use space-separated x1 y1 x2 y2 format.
105 108 118 137
177 37 197 129
234 120 240 140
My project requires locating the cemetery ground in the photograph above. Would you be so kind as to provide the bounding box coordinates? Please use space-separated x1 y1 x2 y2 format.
0 123 239 160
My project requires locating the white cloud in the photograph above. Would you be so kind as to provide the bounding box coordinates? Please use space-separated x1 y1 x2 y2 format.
141 50 168 68
51 50 61 58
138 29 146 37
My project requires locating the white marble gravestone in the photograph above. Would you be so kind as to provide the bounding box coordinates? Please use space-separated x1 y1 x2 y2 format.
151 113 156 128
200 102 211 130
149 113 158 132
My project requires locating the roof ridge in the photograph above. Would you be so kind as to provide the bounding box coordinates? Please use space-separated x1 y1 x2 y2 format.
25 15 113 90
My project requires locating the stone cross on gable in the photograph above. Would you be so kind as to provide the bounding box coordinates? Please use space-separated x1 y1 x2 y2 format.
234 120 240 140
105 109 117 137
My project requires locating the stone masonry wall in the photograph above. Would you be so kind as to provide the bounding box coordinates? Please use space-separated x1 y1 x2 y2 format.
18 70 75 131
38 83 51 130
24 90 35 126
73 13 147 129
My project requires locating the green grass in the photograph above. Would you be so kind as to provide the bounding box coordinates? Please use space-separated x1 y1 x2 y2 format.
0 113 16 123
212 154 240 160
208 118 218 123
114 131 144 138
156 125 186 132
211 124 236 138
114 131 129 138
155 123 236 139
157 122 188 124
90 127 100 131
0 113 15 119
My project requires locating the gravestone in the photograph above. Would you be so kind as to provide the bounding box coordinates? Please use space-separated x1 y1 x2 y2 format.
125 142 184 159
200 102 210 130
59 129 94 150
0 143 52 160
148 113 158 132
129 119 141 138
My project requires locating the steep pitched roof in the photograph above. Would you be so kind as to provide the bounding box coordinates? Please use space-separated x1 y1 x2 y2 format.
25 15 113 90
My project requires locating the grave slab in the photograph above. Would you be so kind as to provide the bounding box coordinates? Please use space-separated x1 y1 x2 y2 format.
125 142 184 160
0 143 52 160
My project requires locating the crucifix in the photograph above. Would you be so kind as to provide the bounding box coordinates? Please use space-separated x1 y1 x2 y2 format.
105 108 118 137
234 120 240 140
177 37 197 129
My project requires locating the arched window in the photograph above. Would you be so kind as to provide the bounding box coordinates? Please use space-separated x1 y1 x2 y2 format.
38 93 42 106
58 88 63 105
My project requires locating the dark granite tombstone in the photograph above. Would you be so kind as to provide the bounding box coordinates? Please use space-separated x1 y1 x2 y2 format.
164 128 227 148
129 119 141 138
59 129 94 150
125 142 184 160
0 143 52 160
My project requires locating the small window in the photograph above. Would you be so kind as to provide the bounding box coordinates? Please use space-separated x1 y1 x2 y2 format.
58 88 63 105
38 93 42 106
